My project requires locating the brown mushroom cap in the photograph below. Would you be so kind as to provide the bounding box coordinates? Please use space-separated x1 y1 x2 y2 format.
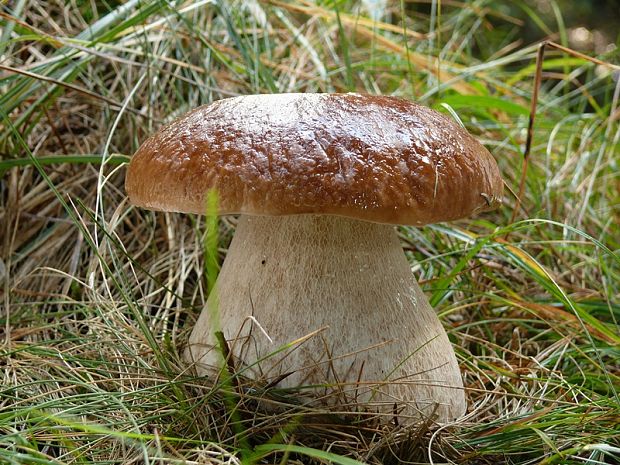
126 93 503 225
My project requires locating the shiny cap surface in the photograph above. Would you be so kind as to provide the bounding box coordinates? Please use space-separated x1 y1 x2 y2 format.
126 93 503 224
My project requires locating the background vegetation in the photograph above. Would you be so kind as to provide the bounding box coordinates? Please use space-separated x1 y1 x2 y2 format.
1 0 618 464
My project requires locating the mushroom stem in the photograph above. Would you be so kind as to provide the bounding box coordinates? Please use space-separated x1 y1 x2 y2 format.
186 214 466 421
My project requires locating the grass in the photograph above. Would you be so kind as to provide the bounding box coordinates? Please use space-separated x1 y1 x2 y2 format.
1 0 619 463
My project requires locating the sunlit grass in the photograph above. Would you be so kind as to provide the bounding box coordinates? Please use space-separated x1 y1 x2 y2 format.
1 1 618 464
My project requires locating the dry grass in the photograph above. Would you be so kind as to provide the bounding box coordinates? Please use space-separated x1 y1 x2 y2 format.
1 1 619 464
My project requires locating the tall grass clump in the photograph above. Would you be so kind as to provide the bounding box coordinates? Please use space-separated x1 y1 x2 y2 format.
1 1 618 464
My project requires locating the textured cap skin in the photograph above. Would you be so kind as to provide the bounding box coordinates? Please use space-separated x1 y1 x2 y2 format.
126 93 503 225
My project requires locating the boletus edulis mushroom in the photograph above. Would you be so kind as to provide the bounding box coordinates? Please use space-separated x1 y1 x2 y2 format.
126 93 503 422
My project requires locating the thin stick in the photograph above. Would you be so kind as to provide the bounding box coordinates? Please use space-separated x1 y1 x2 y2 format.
546 40 620 71
510 41 546 225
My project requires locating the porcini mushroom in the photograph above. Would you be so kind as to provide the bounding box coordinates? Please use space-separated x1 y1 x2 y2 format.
126 93 503 422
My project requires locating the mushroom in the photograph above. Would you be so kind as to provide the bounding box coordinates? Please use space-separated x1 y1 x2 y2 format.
125 93 503 422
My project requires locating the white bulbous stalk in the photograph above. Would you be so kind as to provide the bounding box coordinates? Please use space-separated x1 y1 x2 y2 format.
186 215 466 422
